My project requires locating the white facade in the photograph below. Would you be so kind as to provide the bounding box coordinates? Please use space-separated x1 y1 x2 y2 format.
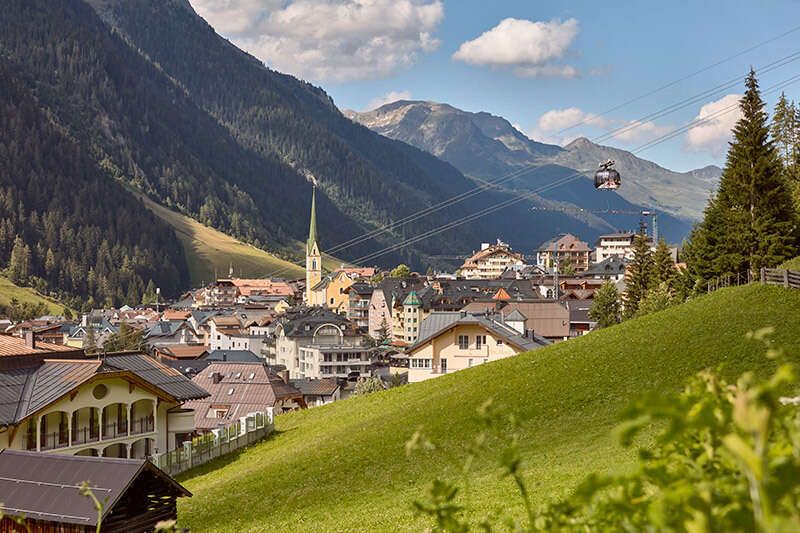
594 233 636 263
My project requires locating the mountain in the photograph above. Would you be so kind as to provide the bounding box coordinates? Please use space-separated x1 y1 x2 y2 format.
84 0 610 263
0 0 609 302
0 55 188 307
176 283 800 531
552 137 721 221
347 100 722 224
345 100 560 179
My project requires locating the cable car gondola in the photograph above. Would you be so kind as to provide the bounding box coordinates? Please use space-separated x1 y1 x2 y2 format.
594 159 621 190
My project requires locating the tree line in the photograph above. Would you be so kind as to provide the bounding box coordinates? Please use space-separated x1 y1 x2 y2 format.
591 70 800 327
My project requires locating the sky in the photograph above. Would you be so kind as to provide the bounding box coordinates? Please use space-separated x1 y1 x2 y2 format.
189 0 800 172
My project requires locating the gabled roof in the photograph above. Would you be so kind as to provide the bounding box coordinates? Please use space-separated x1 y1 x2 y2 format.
0 449 189 527
289 378 340 397
101 353 210 402
409 313 549 353
185 362 303 430
154 344 209 360
505 309 527 322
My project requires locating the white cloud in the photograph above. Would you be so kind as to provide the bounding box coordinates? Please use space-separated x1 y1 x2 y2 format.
536 107 612 131
530 107 672 146
685 94 742 156
190 0 444 82
365 90 412 110
453 18 579 78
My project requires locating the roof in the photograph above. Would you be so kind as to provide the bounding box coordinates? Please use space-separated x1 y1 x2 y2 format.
101 353 210 402
0 335 77 357
154 344 209 359
185 362 303 430
403 290 422 306
460 242 525 270
277 307 350 337
505 309 527 322
409 312 549 353
338 266 377 279
537 233 591 253
161 309 192 321
582 256 628 277
203 350 261 362
345 282 374 296
229 279 294 297
0 449 189 527
289 378 340 397
144 321 186 338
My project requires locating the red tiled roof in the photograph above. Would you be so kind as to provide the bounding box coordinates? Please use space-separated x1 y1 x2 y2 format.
0 335 77 357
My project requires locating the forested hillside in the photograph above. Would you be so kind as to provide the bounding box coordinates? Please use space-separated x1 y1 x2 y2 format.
0 59 187 308
85 0 596 260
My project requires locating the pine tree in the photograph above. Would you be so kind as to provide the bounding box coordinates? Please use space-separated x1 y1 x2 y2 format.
7 236 30 284
636 282 676 318
376 317 390 344
624 233 654 319
84 325 97 354
588 280 621 328
771 92 796 167
687 70 798 280
141 280 157 305
651 239 676 289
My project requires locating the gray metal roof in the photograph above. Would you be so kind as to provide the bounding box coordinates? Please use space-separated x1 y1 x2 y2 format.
411 312 550 353
0 368 34 425
101 354 210 401
0 449 189 526
505 309 527 322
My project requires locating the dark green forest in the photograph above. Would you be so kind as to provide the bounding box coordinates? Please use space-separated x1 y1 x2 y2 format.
0 60 188 308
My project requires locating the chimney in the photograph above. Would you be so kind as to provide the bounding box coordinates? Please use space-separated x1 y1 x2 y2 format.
222 351 227 362
24 330 35 349
279 370 290 384
481 243 490 251
211 372 222 384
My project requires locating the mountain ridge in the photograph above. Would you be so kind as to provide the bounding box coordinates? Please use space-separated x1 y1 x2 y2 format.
348 100 722 223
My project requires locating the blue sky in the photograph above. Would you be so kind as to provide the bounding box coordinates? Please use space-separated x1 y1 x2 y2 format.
190 0 800 172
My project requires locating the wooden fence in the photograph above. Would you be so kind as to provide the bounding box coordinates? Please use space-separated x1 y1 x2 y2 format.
761 268 800 289
151 408 274 477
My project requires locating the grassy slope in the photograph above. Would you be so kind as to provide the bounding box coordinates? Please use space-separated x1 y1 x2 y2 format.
0 276 66 315
138 195 306 285
178 285 800 532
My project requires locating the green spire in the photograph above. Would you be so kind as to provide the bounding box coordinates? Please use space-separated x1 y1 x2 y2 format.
307 186 318 255
403 290 422 307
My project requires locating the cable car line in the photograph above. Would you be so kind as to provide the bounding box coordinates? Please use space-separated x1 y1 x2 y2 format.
259 65 800 279
341 71 800 267
556 23 800 134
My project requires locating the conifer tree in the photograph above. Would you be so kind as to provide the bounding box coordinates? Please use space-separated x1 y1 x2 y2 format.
588 280 621 328
8 236 30 284
624 233 654 319
771 92 796 167
687 70 798 281
651 239 676 289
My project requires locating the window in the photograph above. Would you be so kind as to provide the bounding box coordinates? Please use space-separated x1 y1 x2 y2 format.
458 335 469 350
330 298 334 305
411 358 432 369
496 339 503 345
476 335 486 349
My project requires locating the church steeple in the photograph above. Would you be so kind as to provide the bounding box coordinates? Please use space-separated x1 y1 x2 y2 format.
305 186 322 305
307 185 318 255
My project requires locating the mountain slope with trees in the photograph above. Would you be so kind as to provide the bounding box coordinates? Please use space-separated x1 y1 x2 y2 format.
84 0 597 265
0 57 187 308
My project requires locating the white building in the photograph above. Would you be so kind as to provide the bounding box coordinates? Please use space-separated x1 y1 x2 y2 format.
459 240 526 280
594 233 637 263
